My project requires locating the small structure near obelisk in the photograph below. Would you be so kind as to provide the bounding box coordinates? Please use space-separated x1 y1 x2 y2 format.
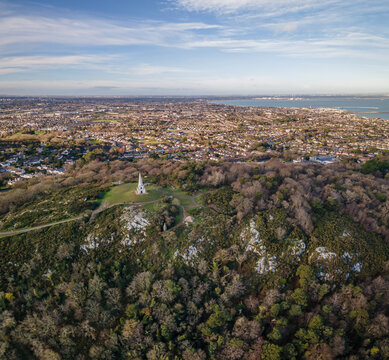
184 216 195 225
136 173 147 195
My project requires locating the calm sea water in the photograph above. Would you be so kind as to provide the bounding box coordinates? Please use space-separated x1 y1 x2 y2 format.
211 97 389 120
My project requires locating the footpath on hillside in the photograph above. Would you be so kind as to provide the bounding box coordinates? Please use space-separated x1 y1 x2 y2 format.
0 186 201 238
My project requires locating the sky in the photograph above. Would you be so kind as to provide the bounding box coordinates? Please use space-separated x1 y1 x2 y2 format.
0 0 389 95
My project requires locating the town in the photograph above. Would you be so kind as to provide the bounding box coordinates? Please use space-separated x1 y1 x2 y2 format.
1 97 388 187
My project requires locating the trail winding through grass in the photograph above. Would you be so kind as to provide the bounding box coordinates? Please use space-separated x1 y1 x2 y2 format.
0 188 202 237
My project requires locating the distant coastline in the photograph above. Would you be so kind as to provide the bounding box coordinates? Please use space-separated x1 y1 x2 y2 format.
210 96 389 120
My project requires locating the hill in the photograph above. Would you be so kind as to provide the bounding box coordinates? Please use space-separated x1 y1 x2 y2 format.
0 159 388 359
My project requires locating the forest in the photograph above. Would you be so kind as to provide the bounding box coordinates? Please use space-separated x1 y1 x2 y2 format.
0 156 388 359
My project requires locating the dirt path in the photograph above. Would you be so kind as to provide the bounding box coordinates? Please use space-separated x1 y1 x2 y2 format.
0 193 201 237
190 195 201 207
0 199 162 238
0 216 84 238
169 194 202 231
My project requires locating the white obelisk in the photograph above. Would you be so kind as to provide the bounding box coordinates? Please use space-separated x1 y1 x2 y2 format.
136 173 147 194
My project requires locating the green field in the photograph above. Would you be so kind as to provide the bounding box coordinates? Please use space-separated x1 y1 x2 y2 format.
102 183 200 213
102 182 166 205
171 189 197 210
92 119 119 123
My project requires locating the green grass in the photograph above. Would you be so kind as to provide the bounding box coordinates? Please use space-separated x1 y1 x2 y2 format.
142 202 161 212
173 190 197 211
141 139 159 145
102 183 202 209
92 119 119 123
102 182 166 205
194 195 202 205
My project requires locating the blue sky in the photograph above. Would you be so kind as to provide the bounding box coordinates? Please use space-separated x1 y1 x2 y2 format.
0 0 389 95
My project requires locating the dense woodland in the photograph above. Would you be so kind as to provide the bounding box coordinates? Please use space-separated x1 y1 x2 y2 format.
0 156 389 359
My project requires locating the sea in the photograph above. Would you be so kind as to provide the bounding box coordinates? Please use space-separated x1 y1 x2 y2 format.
210 96 389 120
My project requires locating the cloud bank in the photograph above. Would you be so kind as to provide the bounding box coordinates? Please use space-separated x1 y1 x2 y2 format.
174 0 338 13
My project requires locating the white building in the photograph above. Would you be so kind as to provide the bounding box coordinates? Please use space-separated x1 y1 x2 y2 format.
136 173 147 195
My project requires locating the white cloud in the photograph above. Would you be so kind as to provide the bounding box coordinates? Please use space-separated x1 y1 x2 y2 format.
0 4 387 61
0 68 25 75
131 64 195 75
174 0 338 14
0 55 107 68
279 23 299 32
1 0 388 95
0 55 115 75
0 55 197 76
0 15 221 49
182 32 389 60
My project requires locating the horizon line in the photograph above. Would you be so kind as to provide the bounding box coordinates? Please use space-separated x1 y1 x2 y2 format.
1 93 389 98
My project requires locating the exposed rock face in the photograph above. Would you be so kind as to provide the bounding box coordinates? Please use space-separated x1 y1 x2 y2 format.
81 207 150 251
240 215 365 280
120 207 149 247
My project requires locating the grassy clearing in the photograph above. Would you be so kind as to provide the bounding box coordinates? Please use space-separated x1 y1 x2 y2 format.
194 195 202 205
173 189 196 211
89 139 102 145
92 119 119 123
142 202 161 212
102 182 166 205
102 183 201 213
